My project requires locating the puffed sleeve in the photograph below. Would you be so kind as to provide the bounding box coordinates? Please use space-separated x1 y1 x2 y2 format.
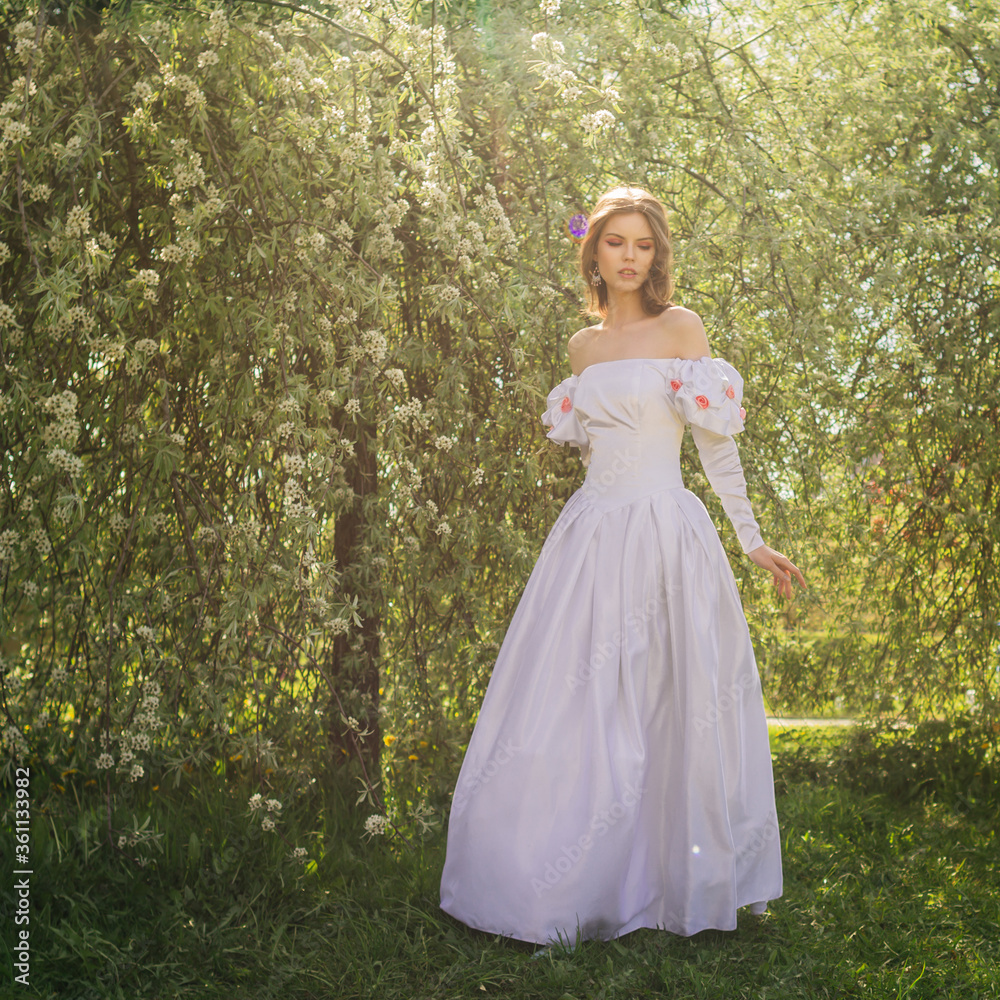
666 357 764 554
541 375 591 467
665 356 747 435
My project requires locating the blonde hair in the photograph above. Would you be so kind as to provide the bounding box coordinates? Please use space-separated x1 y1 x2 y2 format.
579 186 674 317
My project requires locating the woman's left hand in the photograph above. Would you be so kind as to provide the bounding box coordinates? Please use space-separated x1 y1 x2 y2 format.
747 545 806 600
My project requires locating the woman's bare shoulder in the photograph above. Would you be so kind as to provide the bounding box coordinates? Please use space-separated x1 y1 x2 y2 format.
655 305 711 359
567 325 600 374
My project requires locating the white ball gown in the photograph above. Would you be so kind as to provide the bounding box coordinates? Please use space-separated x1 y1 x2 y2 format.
439 355 782 944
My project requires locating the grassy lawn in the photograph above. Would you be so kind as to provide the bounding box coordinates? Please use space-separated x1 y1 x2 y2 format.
5 724 998 999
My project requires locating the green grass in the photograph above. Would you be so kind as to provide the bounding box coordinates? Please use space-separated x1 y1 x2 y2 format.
3 724 998 999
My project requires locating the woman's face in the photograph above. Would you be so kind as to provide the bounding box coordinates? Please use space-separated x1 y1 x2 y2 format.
594 211 656 295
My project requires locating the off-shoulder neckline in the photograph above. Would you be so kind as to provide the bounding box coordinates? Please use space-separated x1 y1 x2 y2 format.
575 355 714 379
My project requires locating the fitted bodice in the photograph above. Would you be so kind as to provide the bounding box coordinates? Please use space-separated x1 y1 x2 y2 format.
541 356 749 511
574 360 687 505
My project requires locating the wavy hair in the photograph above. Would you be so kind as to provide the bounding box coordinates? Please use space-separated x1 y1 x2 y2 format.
579 186 674 318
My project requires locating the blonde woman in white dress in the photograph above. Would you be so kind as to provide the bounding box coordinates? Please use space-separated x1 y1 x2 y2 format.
440 186 806 949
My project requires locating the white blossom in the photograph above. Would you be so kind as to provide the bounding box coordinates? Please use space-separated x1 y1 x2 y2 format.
581 110 616 135
364 814 388 837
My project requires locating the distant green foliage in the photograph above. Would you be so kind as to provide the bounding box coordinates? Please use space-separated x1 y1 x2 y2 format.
1 0 998 863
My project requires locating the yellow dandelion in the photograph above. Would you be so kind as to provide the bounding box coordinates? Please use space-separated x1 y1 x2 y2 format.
418 740 429 748
384 734 397 746
408 754 419 761
229 753 243 762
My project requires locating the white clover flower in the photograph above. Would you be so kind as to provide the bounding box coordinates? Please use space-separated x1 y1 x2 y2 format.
439 285 460 303
433 435 455 452
435 519 452 536
540 0 561 13
682 51 698 70
266 798 282 812
291 847 308 862
664 42 680 60
130 764 144 781
96 752 114 769
22 580 38 598
344 398 361 416
197 50 220 69
169 432 185 446
472 468 485 486
328 618 350 636
248 793 263 811
136 625 156 643
0 242 10 264
531 32 549 50
364 814 388 837
261 816 276 831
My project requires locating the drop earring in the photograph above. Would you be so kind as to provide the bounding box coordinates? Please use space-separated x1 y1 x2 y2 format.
591 262 603 286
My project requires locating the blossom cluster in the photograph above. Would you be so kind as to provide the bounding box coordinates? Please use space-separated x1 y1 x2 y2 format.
41 390 79 446
364 814 388 837
248 793 283 831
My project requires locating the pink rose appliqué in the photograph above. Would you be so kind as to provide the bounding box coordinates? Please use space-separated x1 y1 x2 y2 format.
670 379 683 391
739 406 747 420
560 396 572 413
695 394 710 409
726 385 736 399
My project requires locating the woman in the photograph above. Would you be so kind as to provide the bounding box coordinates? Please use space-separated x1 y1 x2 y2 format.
439 186 805 947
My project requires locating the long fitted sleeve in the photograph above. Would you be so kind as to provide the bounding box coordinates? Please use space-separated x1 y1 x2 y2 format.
690 422 765 555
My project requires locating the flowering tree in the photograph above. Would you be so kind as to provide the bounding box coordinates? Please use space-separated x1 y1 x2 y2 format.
1 0 998 862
